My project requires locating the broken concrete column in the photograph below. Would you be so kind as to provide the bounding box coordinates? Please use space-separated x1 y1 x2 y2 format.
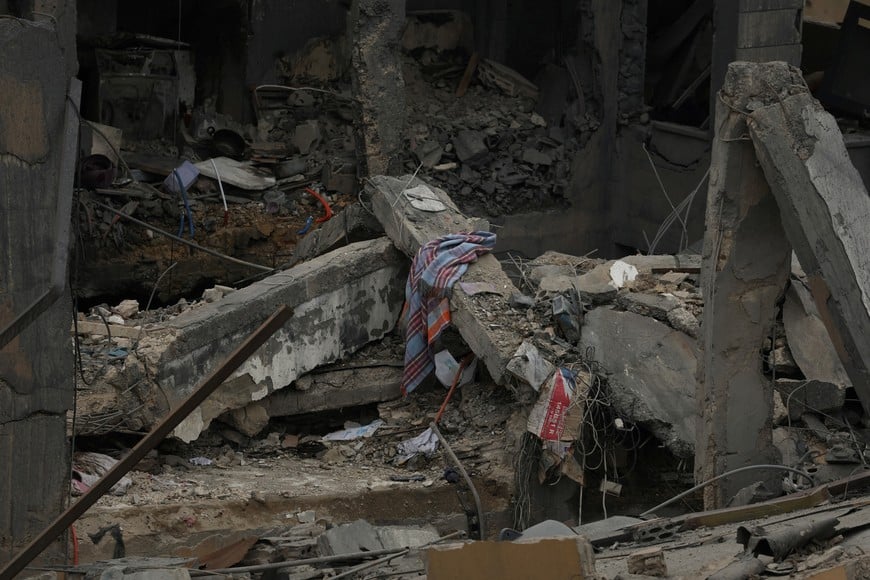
696 62 793 508
367 175 530 385
0 16 77 565
745 61 870 417
103 238 407 442
349 0 406 175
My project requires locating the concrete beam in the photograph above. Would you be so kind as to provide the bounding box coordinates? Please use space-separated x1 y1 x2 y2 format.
696 62 793 508
746 61 870 415
110 238 408 442
349 0 406 175
367 175 527 385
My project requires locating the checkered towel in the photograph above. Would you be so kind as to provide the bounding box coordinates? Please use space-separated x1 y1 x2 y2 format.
401 231 497 395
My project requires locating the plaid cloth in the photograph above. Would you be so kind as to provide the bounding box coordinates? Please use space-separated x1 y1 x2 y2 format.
401 231 497 395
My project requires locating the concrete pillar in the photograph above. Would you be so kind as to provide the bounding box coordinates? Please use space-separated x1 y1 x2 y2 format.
747 62 870 417
696 63 792 508
349 0 406 176
711 0 803 120
0 8 77 565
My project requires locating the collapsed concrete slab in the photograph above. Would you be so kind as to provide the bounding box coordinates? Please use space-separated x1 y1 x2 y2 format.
367 175 530 385
746 62 870 414
581 308 698 458
81 238 406 442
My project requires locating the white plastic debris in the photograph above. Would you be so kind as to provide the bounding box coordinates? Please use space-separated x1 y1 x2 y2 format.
433 350 477 388
397 427 440 463
609 260 639 289
323 419 384 441
189 456 213 466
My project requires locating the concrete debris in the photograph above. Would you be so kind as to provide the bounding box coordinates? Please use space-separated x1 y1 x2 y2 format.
783 281 852 389
75 238 406 441
746 61 870 415
581 309 697 458
368 174 528 385
627 546 668 577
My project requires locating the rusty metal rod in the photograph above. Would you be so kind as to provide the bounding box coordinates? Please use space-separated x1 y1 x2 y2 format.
431 423 485 540
0 305 293 580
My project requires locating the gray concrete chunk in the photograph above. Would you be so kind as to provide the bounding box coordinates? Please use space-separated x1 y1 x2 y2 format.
94 238 409 442
453 130 488 163
617 292 681 321
582 308 698 457
318 520 383 555
575 263 618 304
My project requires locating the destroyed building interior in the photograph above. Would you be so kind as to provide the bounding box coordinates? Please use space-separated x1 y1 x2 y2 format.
6 0 870 578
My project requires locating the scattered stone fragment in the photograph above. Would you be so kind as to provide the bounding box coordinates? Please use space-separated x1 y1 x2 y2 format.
575 263 618 304
522 148 552 166
667 307 700 338
627 546 668 577
453 129 488 163
106 314 125 326
112 299 140 319
292 120 321 154
659 271 689 285
582 309 697 457
509 292 535 309
617 292 680 321
201 287 224 303
770 345 800 376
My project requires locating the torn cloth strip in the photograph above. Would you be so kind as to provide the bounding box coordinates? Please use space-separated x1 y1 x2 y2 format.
401 231 496 395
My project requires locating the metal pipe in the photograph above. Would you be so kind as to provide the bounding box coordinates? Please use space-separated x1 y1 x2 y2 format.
431 422 486 539
0 305 293 579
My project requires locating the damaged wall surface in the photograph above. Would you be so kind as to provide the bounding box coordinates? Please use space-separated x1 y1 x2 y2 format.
82 238 407 442
0 7 78 565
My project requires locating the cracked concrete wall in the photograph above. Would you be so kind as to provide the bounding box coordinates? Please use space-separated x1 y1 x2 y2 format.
0 8 76 564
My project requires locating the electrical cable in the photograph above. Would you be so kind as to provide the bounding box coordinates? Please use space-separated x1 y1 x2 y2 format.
640 464 816 517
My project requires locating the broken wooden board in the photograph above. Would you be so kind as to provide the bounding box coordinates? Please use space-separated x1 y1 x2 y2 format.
746 61 870 415
195 157 276 191
681 485 831 530
367 175 528 385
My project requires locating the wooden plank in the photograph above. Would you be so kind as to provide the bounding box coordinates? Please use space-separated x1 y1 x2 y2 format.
737 9 802 48
747 63 870 415
682 485 831 530
455 52 479 97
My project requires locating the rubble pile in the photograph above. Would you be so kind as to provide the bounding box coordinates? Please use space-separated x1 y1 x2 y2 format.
401 53 585 217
